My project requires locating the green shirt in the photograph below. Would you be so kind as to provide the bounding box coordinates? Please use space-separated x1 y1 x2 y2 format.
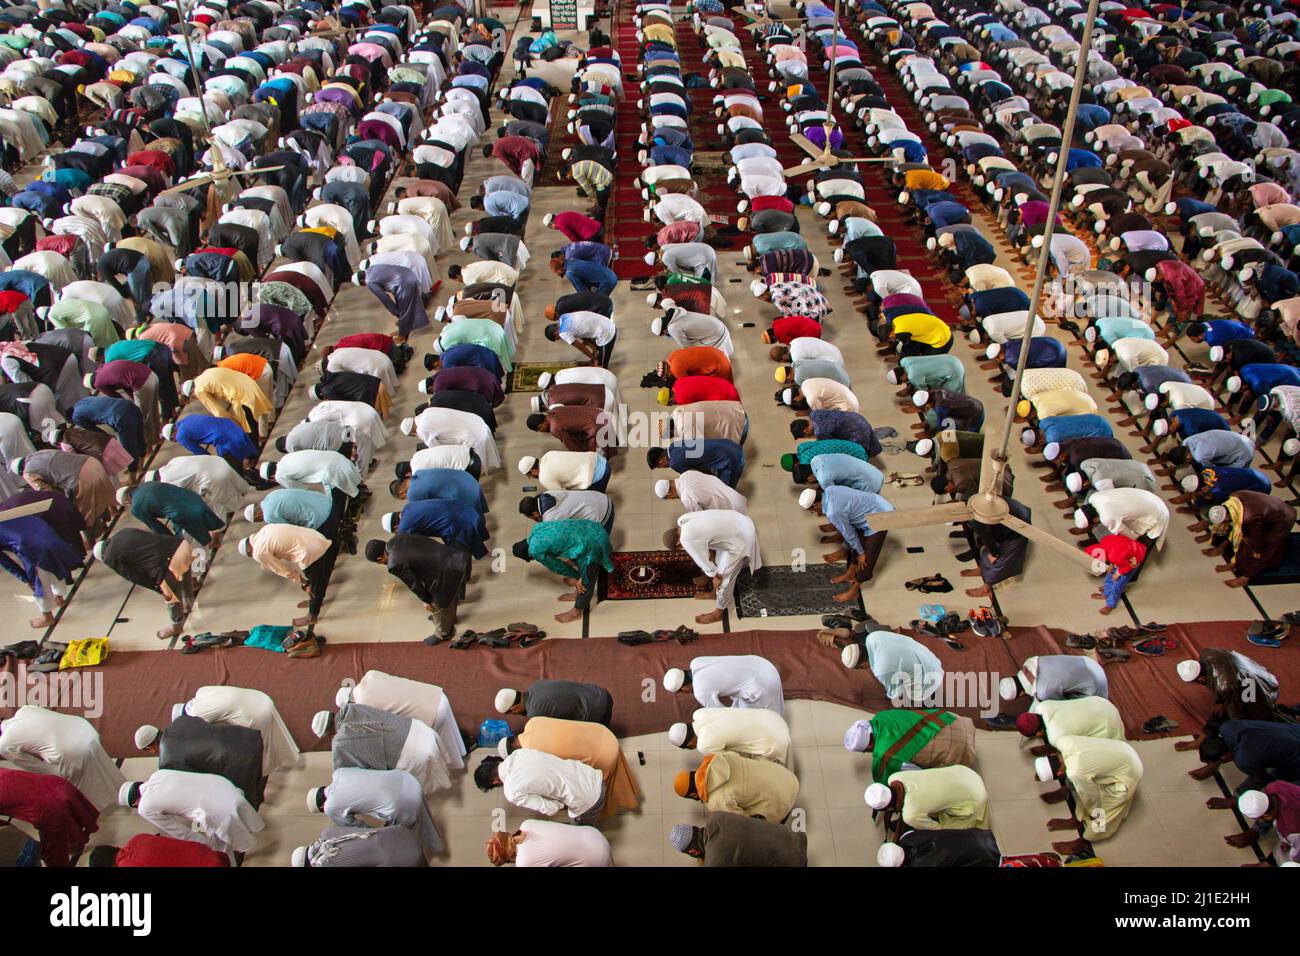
527 519 613 579
439 319 512 372
105 339 162 364
796 439 867 465
870 709 957 784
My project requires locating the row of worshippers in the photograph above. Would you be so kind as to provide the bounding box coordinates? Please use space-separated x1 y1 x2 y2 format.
631 6 764 626
862 0 1300 598
0 684 297 866
0 1 430 636
78 3 436 640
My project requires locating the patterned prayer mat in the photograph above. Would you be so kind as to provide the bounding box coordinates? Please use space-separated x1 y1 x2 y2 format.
509 361 578 392
601 549 703 601
733 565 866 619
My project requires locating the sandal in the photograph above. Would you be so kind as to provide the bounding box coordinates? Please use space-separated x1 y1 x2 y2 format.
519 631 547 648
1248 634 1283 648
1065 633 1097 650
1142 715 1179 734
1133 637 1167 656
1097 647 1130 662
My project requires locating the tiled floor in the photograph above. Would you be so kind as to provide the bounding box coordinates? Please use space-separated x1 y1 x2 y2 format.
8 13 1284 867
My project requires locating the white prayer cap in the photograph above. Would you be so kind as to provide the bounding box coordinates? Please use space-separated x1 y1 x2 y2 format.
1181 474 1200 493
181 379 195 397
417 378 429 395
644 251 656 266
1073 508 1089 530
1238 790 1269 820
497 737 510 759
816 201 831 217
998 676 1018 701
118 781 139 807
83 372 96 391
939 232 955 249
651 317 664 336
171 703 186 720
381 512 398 533
886 369 899 384
1043 441 1061 461
1209 345 1224 363
799 488 818 510
912 389 929 407
9 457 22 474
655 479 672 499
335 685 355 708
1031 234 1044 249
134 725 159 749
161 422 175 441
877 843 905 867
242 504 258 523
829 220 840 235
1035 755 1054 782
782 388 794 406
833 248 844 263
1152 418 1169 437
1208 505 1228 525
667 722 690 747
663 668 686 693
1285 438 1300 457
1144 393 1160 412
865 783 892 810
537 372 553 390
1065 472 1083 494
401 417 415 436
750 279 767 297
290 846 308 867
238 536 252 557
841 644 862 669
310 711 332 738
1177 659 1202 682
843 719 872 752
260 462 274 480
985 342 1002 361
115 486 131 506
517 456 537 476
459 236 471 251
646 292 659 307
494 689 518 714
306 788 325 812
914 438 933 457
1226 375 1242 394
926 237 937 252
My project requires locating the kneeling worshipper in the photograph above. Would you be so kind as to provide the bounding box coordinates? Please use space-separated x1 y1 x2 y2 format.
0 705 125 810
876 829 1003 868
668 811 808 867
1176 649 1284 727
474 749 607 825
843 711 976 784
336 671 467 772
499 716 640 814
1235 783 1300 863
664 654 784 713
674 751 800 822
485 820 614 867
120 770 265 861
999 655 1109 708
866 765 991 840
314 699 457 795
668 707 791 764
134 713 264 807
171 685 299 776
364 534 472 641
0 768 99 867
292 825 427 868
89 833 230 868
1035 735 1144 854
309 768 444 857
92 529 197 640
1016 697 1126 754
663 508 761 624
494 679 614 726
841 629 944 707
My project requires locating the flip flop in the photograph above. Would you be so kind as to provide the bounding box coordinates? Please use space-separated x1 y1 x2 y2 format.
1097 647 1130 662
1133 638 1167 656
1142 715 1179 734
1248 634 1283 648
1066 633 1098 649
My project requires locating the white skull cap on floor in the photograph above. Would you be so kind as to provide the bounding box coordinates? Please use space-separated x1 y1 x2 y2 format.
841 644 861 669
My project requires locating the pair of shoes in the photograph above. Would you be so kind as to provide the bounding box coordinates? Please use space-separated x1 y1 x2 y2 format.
287 636 322 659
1066 633 1097 649
1097 647 1130 662
1142 715 1179 734
969 606 1003 637
1133 636 1179 656
906 573 953 593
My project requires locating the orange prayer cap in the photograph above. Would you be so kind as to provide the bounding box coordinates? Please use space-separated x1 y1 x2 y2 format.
485 833 510 866
1015 399 1032 419
673 771 693 798
544 305 556 320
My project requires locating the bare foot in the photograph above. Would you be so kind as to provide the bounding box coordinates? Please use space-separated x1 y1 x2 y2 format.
695 609 724 624
292 614 317 627
1099 605 1115 615
966 585 990 597
1047 817 1080 832
157 625 181 640
297 600 310 609
1225 832 1258 849
557 591 577 602
1040 789 1069 804
555 608 583 623
960 568 981 577
1205 796 1234 809
1226 576 1249 588
29 613 55 629
693 589 716 601
1052 838 1091 856
833 584 861 602
823 548 848 563
1174 739 1201 752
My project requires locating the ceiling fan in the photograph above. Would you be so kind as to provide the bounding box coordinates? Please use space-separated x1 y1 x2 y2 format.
159 0 288 197
851 0 1106 576
778 0 900 177
1139 9 1207 45
730 4 804 31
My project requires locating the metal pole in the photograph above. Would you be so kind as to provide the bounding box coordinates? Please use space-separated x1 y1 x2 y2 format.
993 0 1101 467
823 0 841 146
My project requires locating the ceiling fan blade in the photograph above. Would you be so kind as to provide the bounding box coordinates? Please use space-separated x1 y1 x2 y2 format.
783 159 833 177
976 423 1003 498
860 500 974 532
161 173 218 195
239 165 287 175
0 499 52 522
1000 513 1105 573
789 132 825 159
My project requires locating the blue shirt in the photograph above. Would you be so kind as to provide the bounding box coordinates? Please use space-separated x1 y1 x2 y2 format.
563 242 613 266
1201 320 1255 346
397 499 489 558
438 343 505 378
811 454 883 493
174 414 259 461
408 468 488 513
823 486 895 555
667 439 744 488
809 410 881 456
70 396 145 460
484 191 530 218
564 259 618 295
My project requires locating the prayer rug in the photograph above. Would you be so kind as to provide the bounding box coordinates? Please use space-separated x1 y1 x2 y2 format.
601 549 702 600
733 564 866 619
509 361 577 392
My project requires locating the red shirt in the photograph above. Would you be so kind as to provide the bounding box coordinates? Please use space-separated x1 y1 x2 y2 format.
751 195 794 214
657 221 702 246
115 833 230 867
672 376 741 405
0 768 98 867
0 290 29 315
771 315 823 344
1086 534 1147 573
334 333 395 356
551 211 602 242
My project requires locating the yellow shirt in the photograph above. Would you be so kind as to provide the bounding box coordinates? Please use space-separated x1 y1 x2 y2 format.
891 312 952 349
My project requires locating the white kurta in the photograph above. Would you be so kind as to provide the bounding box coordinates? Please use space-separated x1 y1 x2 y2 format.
686 655 784 714
0 705 126 810
691 706 791 764
412 407 501 470
136 768 265 854
182 685 299 774
499 748 604 819
514 819 612 867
